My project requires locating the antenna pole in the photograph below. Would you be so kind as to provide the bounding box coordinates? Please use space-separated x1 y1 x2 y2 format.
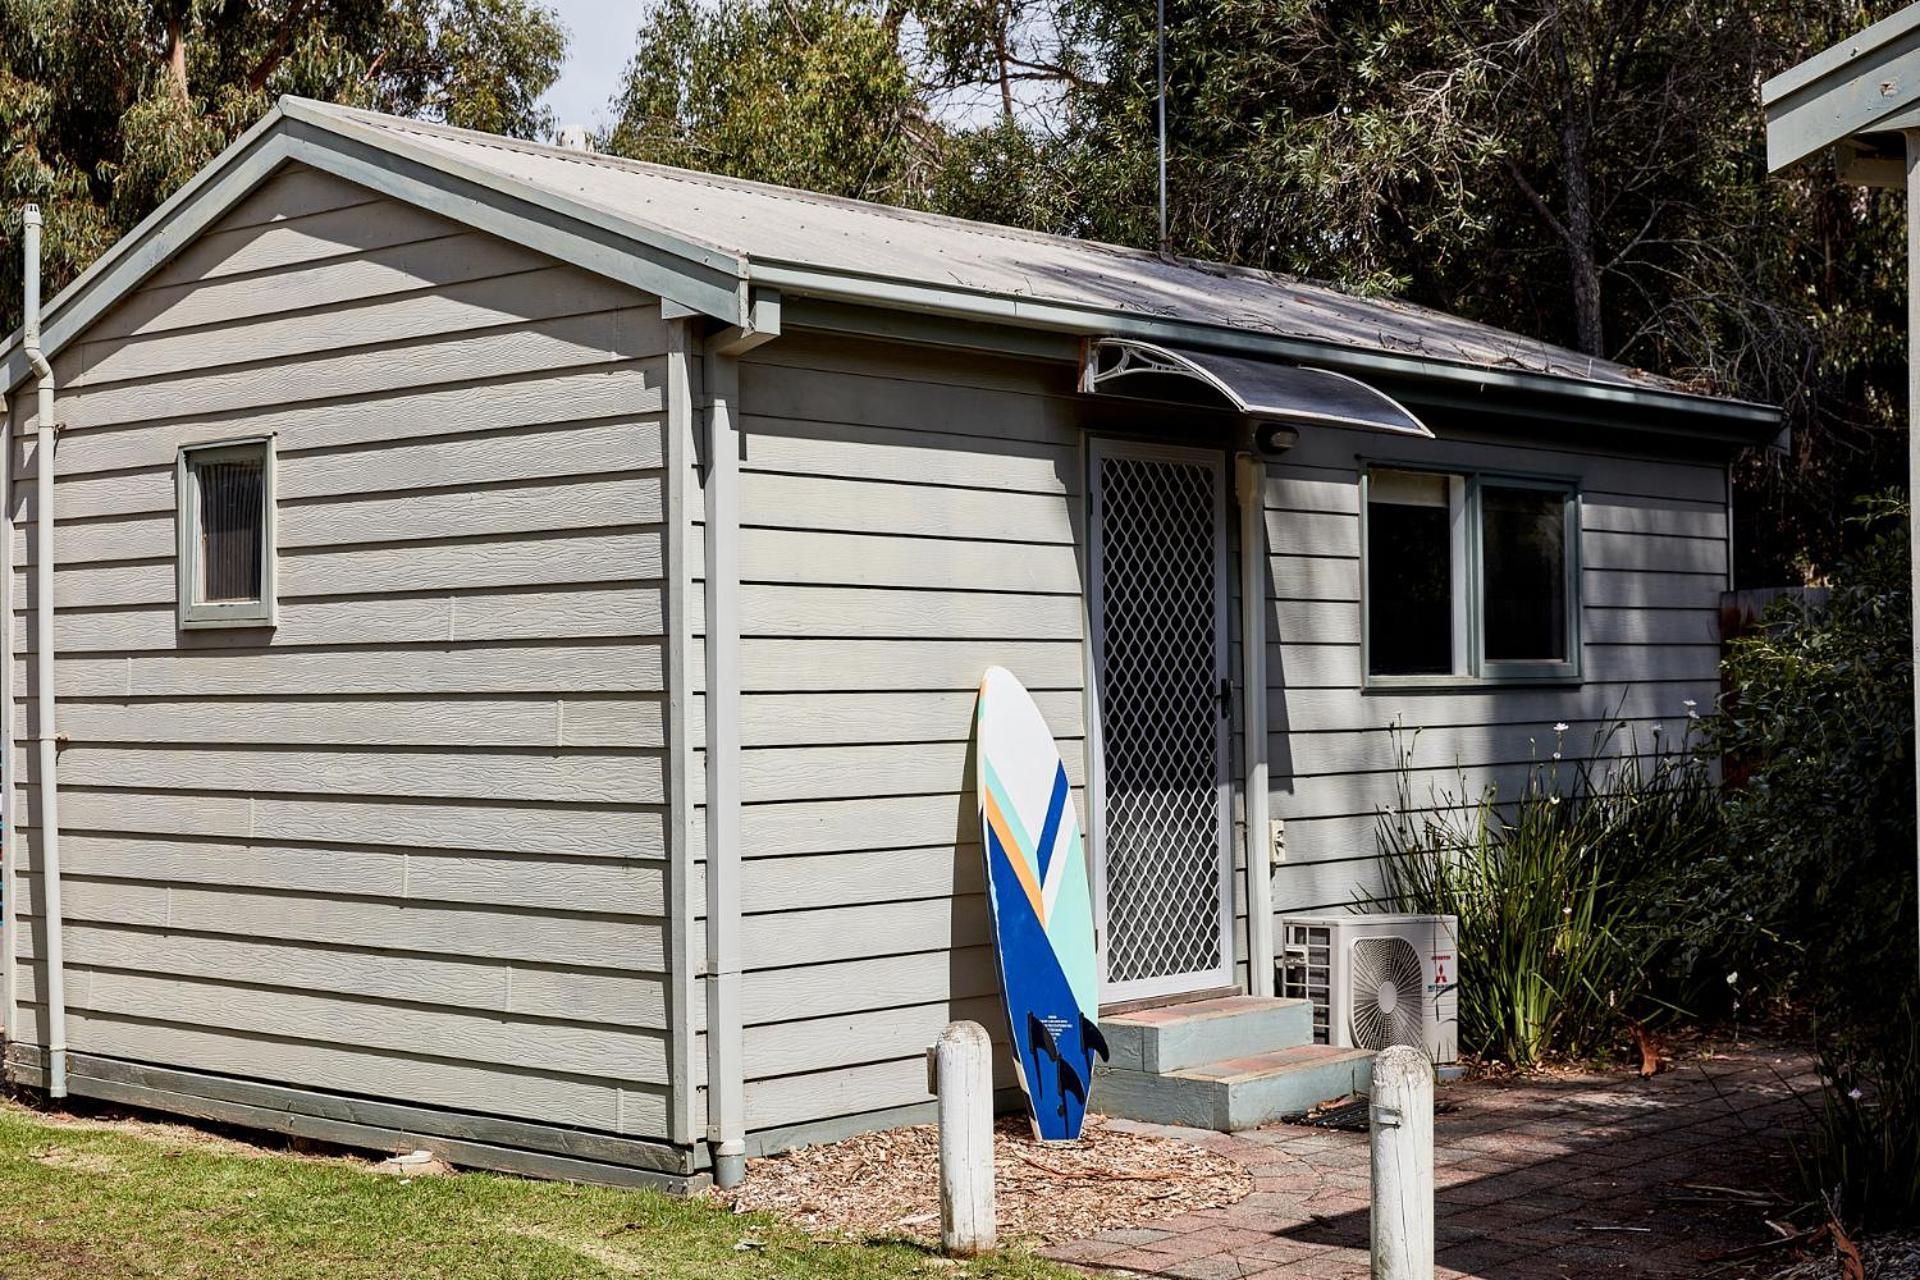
1156 0 1168 254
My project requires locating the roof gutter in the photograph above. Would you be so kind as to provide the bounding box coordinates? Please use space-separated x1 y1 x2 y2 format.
749 264 1784 441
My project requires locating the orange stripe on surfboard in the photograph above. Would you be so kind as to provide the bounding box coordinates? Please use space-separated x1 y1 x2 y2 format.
981 785 1046 925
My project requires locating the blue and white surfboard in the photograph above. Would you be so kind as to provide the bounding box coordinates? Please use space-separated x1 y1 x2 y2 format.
975 665 1106 1141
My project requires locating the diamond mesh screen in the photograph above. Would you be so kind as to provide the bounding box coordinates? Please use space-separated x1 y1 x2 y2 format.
1097 452 1226 986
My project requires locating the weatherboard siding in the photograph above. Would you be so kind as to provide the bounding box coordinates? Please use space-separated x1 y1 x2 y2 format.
720 335 1087 1135
6 164 682 1144
1262 426 1728 918
722 332 1730 1144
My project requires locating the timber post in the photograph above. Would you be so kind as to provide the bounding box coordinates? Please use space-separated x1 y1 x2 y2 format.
1369 1045 1434 1280
929 1021 996 1256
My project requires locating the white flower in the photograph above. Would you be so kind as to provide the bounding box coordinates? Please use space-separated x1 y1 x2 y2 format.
1554 722 1569 733
1682 699 1698 710
1726 971 1739 986
1651 724 1663 735
1548 795 1562 807
1552 751 1562 761
1849 1088 1865 1101
1562 906 1572 916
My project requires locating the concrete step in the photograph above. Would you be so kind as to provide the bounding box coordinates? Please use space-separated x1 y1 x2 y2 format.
1094 1045 1374 1132
1100 995 1316 1074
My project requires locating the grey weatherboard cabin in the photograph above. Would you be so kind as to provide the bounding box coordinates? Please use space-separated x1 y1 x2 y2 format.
0 99 1781 1191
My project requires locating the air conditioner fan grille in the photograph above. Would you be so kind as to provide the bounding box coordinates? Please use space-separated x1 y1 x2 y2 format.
1349 935 1426 1051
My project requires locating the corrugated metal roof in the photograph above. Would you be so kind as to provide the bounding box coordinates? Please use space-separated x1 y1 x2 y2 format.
2 97 1778 433
316 102 1684 395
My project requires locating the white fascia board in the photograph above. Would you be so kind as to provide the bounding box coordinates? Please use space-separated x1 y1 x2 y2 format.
278 99 747 306
753 263 1783 433
1765 5 1920 172
1 108 294 393
276 117 747 325
2 107 752 396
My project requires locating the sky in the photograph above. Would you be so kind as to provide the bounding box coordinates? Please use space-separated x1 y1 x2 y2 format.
539 0 643 133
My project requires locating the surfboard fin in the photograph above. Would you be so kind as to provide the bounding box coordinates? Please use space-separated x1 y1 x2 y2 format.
1028 1012 1062 1063
1057 1058 1087 1113
1081 1014 1110 1063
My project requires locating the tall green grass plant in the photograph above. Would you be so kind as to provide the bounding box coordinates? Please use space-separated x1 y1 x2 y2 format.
1380 720 1722 1069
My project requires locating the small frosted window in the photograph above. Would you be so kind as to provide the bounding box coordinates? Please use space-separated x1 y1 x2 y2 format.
196 459 264 603
178 439 275 628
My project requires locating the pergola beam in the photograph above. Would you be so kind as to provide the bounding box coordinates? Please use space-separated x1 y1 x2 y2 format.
1765 5 1920 172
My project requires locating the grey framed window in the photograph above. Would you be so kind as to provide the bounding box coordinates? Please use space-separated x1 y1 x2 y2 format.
177 437 276 629
1362 466 1580 686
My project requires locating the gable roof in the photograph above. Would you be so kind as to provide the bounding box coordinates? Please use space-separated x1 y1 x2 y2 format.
3 97 1779 437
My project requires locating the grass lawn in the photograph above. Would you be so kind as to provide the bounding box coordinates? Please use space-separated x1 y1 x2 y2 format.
0 1100 1079 1279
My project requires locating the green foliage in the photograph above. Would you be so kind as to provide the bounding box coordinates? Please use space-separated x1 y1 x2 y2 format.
1711 498 1920 1226
0 0 566 333
1712 497 1914 1024
1382 723 1722 1069
605 0 928 204
1800 1022 1920 1231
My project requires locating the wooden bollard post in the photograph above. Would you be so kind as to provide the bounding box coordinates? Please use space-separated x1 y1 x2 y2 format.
1369 1045 1434 1280
928 1021 995 1256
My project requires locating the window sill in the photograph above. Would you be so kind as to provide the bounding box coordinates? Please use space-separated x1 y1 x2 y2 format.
179 612 276 631
1363 672 1583 693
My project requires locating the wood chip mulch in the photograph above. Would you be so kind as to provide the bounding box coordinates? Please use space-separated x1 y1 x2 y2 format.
1766 1231 1920 1280
714 1115 1252 1246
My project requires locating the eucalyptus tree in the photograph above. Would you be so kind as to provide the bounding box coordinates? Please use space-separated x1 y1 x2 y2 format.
605 0 931 205
0 0 566 328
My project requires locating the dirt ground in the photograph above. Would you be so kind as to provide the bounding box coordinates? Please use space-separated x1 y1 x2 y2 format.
717 1114 1252 1246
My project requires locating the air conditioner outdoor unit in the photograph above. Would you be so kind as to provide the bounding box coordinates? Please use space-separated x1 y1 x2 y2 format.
1277 913 1458 1065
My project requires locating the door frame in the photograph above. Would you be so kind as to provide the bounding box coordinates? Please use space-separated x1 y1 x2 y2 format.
1085 435 1236 1006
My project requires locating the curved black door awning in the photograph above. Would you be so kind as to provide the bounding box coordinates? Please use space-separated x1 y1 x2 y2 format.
1078 338 1433 437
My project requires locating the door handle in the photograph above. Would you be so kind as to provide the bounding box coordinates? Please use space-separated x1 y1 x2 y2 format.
1218 676 1232 718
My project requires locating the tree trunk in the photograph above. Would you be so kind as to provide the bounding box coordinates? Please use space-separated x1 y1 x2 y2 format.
1560 118 1604 356
996 22 1015 121
165 12 189 103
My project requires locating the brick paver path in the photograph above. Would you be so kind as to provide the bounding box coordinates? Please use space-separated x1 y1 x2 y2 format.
1045 1040 1818 1279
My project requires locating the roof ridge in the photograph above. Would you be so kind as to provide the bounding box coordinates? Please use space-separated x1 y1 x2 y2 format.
276 100 1728 406
306 99 1476 321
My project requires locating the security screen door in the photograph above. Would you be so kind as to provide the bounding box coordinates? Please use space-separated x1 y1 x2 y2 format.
1089 438 1234 1004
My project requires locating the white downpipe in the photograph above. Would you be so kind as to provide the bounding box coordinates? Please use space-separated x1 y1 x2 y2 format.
0 376 12 1046
21 205 66 1098
702 342 746 1188
700 297 777 1189
1237 454 1274 996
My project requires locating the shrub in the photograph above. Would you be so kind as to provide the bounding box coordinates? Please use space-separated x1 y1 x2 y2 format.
1379 721 1721 1069
1711 497 1919 1228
